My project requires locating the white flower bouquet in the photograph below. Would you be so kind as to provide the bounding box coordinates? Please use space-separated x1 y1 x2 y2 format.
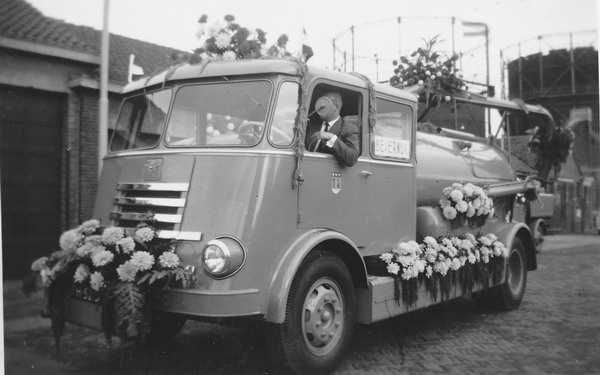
193 14 294 63
439 182 495 226
26 219 195 349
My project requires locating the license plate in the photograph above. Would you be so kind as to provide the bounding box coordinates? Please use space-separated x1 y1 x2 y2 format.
71 284 102 304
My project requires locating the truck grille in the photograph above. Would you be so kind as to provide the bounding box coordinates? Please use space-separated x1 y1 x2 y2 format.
110 183 201 241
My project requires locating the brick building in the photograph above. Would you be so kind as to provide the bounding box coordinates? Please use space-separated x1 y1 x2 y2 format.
0 0 186 278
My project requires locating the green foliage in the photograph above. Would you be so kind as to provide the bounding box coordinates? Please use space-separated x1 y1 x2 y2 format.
389 35 465 118
115 282 147 339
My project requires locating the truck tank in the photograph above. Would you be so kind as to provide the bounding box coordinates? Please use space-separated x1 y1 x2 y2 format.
415 128 515 207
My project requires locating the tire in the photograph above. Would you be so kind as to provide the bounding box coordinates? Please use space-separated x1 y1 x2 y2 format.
500 237 528 308
473 237 528 311
143 311 186 347
270 251 355 375
530 219 546 253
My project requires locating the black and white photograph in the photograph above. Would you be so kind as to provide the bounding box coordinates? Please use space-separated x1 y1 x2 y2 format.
1 0 599 373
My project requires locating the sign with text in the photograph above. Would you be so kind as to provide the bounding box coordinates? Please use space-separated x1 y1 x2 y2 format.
373 135 410 160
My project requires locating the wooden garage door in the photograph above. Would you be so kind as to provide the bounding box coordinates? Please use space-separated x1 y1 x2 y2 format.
1 86 63 278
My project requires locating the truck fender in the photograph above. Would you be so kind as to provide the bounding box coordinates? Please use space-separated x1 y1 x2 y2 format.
488 221 537 271
264 229 368 323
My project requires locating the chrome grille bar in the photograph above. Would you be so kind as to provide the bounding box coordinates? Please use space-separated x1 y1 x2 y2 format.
117 183 190 192
111 212 182 223
114 197 186 207
112 182 190 233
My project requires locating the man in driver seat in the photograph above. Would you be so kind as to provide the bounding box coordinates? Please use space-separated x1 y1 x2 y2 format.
305 91 359 167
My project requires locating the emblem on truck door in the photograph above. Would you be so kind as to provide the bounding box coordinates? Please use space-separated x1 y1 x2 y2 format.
331 172 342 194
143 159 162 181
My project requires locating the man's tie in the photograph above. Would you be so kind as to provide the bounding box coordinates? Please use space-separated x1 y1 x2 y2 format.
313 122 330 151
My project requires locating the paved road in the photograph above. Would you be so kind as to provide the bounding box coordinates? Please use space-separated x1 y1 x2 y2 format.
3 235 600 374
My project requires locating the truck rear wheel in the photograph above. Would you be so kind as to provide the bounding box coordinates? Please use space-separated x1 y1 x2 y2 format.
497 237 528 310
270 251 355 374
473 237 528 311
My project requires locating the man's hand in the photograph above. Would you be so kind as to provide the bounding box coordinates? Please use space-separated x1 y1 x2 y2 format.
315 131 336 142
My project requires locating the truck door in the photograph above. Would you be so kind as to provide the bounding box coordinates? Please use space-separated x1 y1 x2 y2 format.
298 89 416 256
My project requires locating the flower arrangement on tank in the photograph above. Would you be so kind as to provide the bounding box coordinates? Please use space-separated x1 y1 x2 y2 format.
439 182 495 226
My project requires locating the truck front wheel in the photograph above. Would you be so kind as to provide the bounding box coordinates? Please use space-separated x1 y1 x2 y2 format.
270 251 355 374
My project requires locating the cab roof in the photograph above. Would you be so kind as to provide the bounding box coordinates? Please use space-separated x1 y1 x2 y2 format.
123 58 418 103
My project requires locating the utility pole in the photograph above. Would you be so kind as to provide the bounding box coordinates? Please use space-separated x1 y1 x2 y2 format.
99 0 110 177
374 54 379 82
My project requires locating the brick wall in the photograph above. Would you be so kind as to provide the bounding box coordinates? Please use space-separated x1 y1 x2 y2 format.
62 88 121 231
78 89 100 223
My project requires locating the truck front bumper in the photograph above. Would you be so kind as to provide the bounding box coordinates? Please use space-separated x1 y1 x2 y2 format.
154 288 263 318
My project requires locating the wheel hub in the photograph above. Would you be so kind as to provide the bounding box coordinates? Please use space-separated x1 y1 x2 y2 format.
302 279 344 354
508 250 524 294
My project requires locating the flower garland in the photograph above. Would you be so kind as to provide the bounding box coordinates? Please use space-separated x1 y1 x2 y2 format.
25 220 195 350
439 182 494 226
374 233 508 307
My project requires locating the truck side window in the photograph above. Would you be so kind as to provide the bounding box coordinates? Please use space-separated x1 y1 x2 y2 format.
110 89 172 151
269 81 297 147
371 98 412 162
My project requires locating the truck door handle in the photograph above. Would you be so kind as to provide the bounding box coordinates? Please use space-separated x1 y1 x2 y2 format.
360 170 372 177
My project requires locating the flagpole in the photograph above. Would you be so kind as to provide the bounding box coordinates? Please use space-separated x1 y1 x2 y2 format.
451 17 455 56
485 23 490 134
397 17 401 63
332 39 336 70
351 25 355 72
99 0 110 178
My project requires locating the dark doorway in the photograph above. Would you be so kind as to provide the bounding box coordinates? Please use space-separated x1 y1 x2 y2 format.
1 85 64 278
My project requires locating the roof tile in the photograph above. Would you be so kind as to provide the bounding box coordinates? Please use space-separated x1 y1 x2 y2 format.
1 0 188 84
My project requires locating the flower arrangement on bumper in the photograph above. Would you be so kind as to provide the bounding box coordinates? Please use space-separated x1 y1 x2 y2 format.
26 219 195 351
439 182 495 227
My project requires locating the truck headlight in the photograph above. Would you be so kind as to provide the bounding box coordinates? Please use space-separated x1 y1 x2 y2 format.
202 236 246 279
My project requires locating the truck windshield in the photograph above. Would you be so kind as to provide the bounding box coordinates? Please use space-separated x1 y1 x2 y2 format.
110 89 172 151
165 80 272 147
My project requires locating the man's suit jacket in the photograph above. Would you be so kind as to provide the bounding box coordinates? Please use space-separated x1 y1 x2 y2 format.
305 117 360 167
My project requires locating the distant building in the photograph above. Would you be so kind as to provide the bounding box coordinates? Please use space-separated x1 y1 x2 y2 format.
503 32 599 234
0 0 188 277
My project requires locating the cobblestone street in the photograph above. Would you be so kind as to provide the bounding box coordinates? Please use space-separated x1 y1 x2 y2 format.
3 235 600 374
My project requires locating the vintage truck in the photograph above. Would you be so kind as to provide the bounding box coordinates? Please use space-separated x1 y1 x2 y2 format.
64 59 555 374
512 190 555 252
